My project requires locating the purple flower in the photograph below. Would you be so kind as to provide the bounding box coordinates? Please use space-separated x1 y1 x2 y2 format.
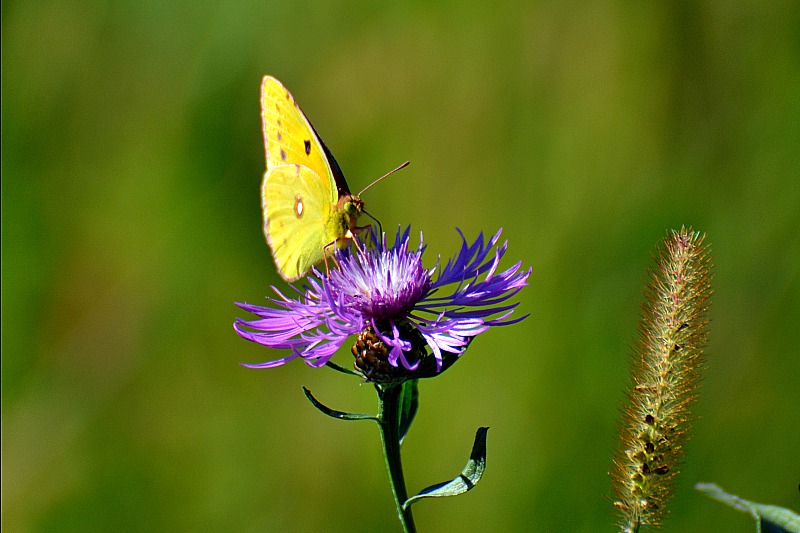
234 227 531 378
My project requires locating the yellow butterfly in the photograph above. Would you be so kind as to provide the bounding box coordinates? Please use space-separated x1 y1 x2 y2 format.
260 75 364 282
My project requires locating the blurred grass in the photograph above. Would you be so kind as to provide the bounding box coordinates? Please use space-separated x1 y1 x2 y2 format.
3 1 799 531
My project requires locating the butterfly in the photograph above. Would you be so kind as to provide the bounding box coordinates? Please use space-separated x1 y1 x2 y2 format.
259 75 364 282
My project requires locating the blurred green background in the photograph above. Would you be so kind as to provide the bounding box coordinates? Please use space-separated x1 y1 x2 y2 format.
3 1 799 531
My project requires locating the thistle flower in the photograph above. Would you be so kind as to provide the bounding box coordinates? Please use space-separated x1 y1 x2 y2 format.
611 228 713 532
234 227 531 381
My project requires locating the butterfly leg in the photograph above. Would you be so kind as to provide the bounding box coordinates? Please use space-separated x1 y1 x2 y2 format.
351 223 379 250
359 208 383 242
322 242 335 277
322 238 346 276
350 232 366 257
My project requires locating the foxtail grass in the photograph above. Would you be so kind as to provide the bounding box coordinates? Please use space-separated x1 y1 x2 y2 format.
611 228 713 532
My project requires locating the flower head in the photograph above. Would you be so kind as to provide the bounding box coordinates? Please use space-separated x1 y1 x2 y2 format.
234 227 531 380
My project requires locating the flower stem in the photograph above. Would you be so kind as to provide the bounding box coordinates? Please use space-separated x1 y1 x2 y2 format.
377 383 417 533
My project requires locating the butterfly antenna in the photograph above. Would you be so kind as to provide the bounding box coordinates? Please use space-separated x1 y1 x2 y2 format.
357 161 410 197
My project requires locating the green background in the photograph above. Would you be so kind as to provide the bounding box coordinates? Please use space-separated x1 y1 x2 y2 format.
3 1 799 531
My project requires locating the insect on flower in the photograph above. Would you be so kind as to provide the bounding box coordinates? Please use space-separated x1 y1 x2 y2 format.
234 227 531 381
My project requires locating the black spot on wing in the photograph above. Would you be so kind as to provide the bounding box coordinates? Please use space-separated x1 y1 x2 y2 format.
280 148 287 161
291 96 351 194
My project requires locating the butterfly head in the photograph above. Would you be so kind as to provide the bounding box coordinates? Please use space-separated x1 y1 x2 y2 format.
341 195 364 218
328 194 364 242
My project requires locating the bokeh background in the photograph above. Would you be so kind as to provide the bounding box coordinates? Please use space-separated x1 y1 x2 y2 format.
3 1 799 531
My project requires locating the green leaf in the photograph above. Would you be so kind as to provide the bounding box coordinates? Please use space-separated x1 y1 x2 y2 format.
696 483 800 533
397 379 419 445
324 360 360 376
302 387 378 422
403 427 489 510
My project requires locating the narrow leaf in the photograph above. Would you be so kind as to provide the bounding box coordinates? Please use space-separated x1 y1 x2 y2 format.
403 427 489 510
324 360 360 377
696 483 800 533
398 379 419 445
302 387 378 422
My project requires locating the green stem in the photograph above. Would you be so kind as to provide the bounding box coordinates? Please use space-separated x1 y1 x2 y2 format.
377 383 417 533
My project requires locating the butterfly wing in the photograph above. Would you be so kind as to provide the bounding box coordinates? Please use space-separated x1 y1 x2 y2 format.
260 76 343 281
260 76 341 191
262 164 334 281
